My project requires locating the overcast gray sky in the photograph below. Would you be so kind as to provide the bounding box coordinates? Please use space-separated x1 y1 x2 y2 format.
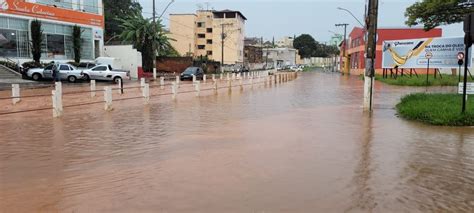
138 0 464 42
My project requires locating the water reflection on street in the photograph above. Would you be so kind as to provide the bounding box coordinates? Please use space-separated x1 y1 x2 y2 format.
1 72 473 212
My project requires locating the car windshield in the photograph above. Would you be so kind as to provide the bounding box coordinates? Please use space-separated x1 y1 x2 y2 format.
183 67 197 74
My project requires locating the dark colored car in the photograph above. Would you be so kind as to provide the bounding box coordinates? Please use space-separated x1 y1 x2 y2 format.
180 67 204 81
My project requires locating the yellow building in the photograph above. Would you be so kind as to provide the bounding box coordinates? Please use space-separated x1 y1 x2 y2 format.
169 10 246 65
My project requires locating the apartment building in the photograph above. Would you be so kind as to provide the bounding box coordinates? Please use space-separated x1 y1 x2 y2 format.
0 0 104 62
169 9 246 65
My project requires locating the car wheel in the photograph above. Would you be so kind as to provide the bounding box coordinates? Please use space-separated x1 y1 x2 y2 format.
113 77 122 84
68 76 77 83
83 74 90 81
32 73 41 81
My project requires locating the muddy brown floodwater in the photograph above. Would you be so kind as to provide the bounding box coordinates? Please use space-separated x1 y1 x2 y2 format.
1 72 474 212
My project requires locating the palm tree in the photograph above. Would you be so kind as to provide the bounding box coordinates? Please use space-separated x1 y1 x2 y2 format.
117 12 176 72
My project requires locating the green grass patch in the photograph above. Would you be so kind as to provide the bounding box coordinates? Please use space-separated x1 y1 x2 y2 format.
375 74 471 86
396 93 474 126
303 66 318 72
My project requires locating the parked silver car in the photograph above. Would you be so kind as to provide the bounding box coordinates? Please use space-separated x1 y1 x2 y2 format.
81 64 130 83
27 63 84 83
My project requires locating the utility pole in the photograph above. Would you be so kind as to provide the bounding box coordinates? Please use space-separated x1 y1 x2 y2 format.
152 0 157 79
220 23 233 73
335 23 349 74
363 0 379 112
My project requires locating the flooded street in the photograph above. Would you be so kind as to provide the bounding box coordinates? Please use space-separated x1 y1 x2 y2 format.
1 71 474 212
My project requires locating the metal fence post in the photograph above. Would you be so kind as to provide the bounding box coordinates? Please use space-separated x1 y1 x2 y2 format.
90 80 96 97
117 78 123 94
11 84 20 105
104 86 113 111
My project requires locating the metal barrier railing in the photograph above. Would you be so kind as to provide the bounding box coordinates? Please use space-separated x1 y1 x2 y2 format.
0 71 298 117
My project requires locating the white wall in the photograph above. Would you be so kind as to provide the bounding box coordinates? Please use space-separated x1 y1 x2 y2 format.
103 45 142 80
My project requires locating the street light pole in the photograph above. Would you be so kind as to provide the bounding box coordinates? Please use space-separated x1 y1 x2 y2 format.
152 0 157 79
363 0 379 112
337 7 365 28
335 23 349 74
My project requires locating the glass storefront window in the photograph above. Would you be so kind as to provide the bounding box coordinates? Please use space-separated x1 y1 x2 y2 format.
83 0 99 14
37 0 73 9
0 29 18 57
46 34 66 59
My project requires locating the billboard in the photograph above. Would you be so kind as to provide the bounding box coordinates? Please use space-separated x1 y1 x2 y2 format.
382 37 470 69
0 0 104 27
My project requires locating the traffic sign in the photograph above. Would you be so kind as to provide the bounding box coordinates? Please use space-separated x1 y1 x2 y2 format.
458 82 474 95
458 52 465 60
425 51 433 59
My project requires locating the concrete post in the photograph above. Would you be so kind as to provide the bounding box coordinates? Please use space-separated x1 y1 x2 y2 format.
55 82 62 96
203 74 207 83
213 79 218 94
171 82 177 100
160 77 165 90
104 86 113 111
143 83 150 104
11 84 20 105
140 78 145 91
220 73 223 80
212 74 216 81
52 90 63 118
192 74 196 84
195 81 201 97
153 68 157 80
90 80 96 97
175 76 180 88
226 73 230 81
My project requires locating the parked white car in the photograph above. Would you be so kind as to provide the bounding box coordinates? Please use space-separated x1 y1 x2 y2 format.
290 66 303 72
81 64 130 83
27 63 84 83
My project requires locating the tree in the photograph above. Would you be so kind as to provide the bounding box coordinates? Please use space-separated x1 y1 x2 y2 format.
118 12 176 72
72 25 82 63
104 0 142 41
30 20 43 64
405 0 474 30
294 34 318 58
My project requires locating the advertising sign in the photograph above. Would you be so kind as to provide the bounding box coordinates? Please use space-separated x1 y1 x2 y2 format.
458 82 474 95
0 0 104 27
382 37 470 69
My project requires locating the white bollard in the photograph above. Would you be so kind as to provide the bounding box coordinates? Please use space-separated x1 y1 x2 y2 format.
104 86 113 111
143 83 150 104
140 78 145 91
52 89 63 118
90 80 96 97
171 82 177 100
153 68 157 80
203 74 207 83
220 73 223 80
226 73 230 81
175 76 180 88
212 74 216 81
195 81 201 97
192 74 196 84
55 82 62 96
160 77 165 90
213 79 218 93
11 84 20 105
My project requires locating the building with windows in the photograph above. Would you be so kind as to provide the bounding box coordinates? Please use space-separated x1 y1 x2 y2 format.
169 9 246 65
276 36 294 48
340 27 442 75
0 0 104 63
